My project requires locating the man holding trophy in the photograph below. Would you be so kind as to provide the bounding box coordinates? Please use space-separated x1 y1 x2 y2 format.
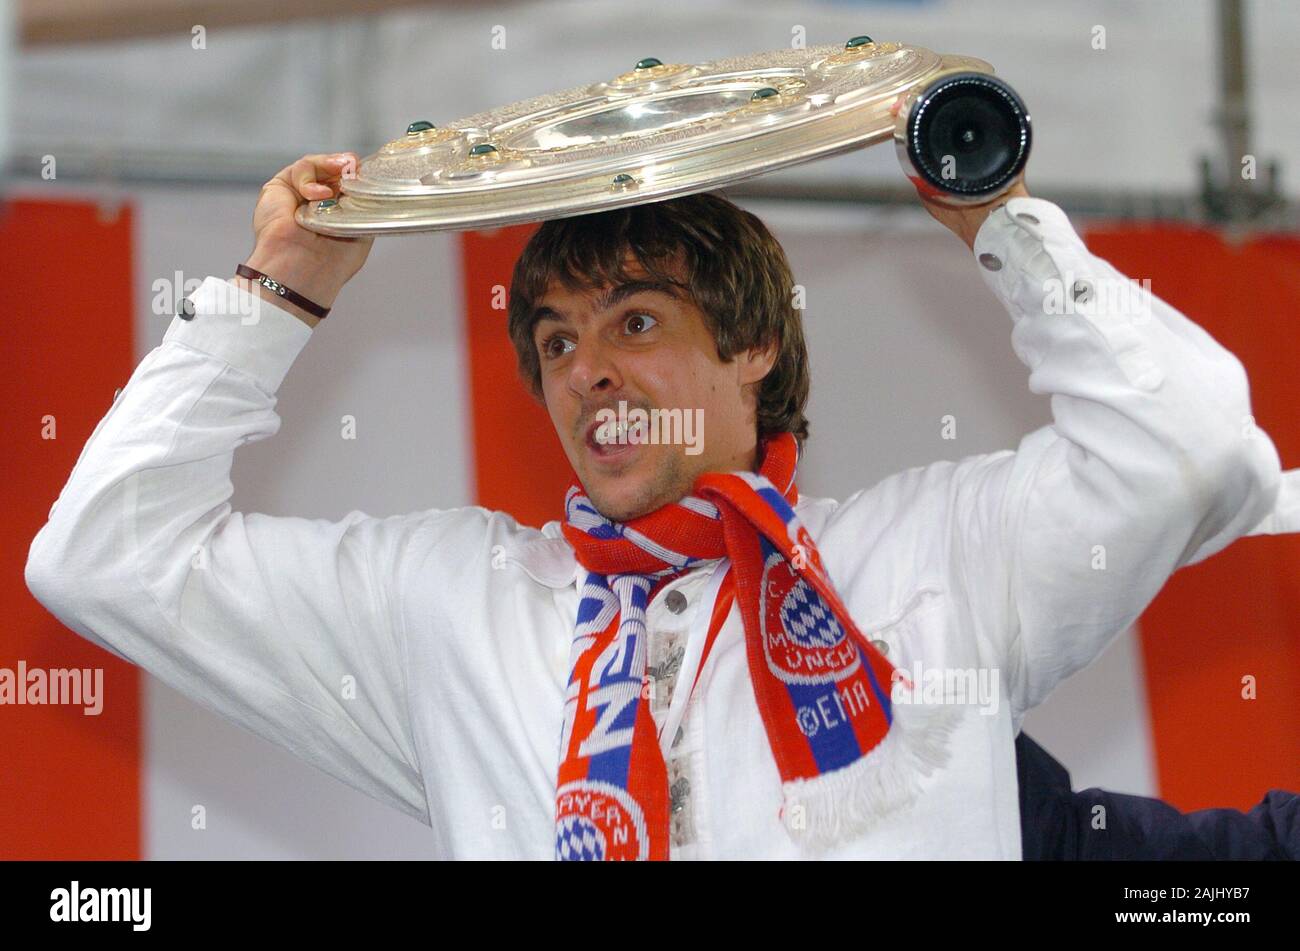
25 42 1288 859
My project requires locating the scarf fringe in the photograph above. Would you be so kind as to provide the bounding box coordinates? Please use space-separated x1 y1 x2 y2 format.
780 700 962 852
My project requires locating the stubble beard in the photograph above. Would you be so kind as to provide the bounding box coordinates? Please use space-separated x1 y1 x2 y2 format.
586 446 691 523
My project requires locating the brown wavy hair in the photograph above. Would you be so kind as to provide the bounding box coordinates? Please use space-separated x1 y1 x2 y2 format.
506 191 810 452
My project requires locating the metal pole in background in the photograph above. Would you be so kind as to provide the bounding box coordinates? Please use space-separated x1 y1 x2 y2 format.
1219 0 1251 216
1200 0 1284 229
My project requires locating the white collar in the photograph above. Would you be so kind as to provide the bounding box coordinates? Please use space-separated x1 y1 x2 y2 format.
497 521 582 589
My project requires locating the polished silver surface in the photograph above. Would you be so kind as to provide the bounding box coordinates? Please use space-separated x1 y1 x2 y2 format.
296 42 992 235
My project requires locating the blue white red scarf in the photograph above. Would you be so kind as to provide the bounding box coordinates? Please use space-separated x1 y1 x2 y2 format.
555 432 953 859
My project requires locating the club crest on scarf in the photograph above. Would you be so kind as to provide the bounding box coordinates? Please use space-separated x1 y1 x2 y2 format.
555 779 648 861
556 432 952 860
763 551 861 686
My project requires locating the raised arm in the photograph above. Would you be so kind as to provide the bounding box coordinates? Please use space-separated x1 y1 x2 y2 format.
933 189 1282 721
24 154 438 823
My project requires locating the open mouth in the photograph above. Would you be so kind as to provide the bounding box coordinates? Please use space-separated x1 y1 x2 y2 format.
584 419 645 463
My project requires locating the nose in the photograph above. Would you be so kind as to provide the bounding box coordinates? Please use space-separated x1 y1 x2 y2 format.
565 334 623 400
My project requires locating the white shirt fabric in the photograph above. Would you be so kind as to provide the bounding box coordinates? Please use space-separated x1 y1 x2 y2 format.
25 197 1292 859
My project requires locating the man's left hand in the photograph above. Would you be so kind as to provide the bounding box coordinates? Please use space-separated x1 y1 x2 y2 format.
915 176 1031 252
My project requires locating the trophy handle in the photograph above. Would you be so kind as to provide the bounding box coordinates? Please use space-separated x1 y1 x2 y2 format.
894 70 1032 207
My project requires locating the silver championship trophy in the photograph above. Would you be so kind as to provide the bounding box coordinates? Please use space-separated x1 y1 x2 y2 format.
295 36 1031 236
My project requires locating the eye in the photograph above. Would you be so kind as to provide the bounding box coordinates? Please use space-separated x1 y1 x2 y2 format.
539 333 574 361
623 312 659 335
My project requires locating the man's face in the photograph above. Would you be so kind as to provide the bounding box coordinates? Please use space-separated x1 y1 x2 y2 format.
532 255 776 522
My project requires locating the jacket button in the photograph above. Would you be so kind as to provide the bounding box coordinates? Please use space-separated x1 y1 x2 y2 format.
112 387 123 403
871 638 889 656
978 252 1003 271
665 589 688 614
669 775 691 814
178 298 196 320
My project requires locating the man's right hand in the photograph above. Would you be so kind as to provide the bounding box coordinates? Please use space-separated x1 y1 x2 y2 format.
235 152 375 327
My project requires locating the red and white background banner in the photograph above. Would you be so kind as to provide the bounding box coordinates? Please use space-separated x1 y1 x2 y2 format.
5 191 1297 858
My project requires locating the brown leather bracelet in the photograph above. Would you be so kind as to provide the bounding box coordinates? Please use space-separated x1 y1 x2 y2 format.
234 264 331 319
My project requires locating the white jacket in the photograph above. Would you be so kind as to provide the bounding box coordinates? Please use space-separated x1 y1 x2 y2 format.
25 197 1292 859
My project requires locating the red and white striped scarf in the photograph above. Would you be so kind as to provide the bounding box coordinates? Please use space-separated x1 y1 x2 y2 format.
554 432 953 859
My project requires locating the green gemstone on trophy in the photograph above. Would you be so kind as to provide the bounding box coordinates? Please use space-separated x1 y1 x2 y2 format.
845 35 873 48
635 58 662 70
406 120 436 135
751 87 779 101
469 143 499 156
316 199 337 210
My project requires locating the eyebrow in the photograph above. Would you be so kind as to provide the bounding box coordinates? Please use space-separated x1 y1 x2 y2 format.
531 279 685 330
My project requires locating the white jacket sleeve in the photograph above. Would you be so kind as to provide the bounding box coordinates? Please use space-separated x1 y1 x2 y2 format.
956 197 1283 721
24 276 431 824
